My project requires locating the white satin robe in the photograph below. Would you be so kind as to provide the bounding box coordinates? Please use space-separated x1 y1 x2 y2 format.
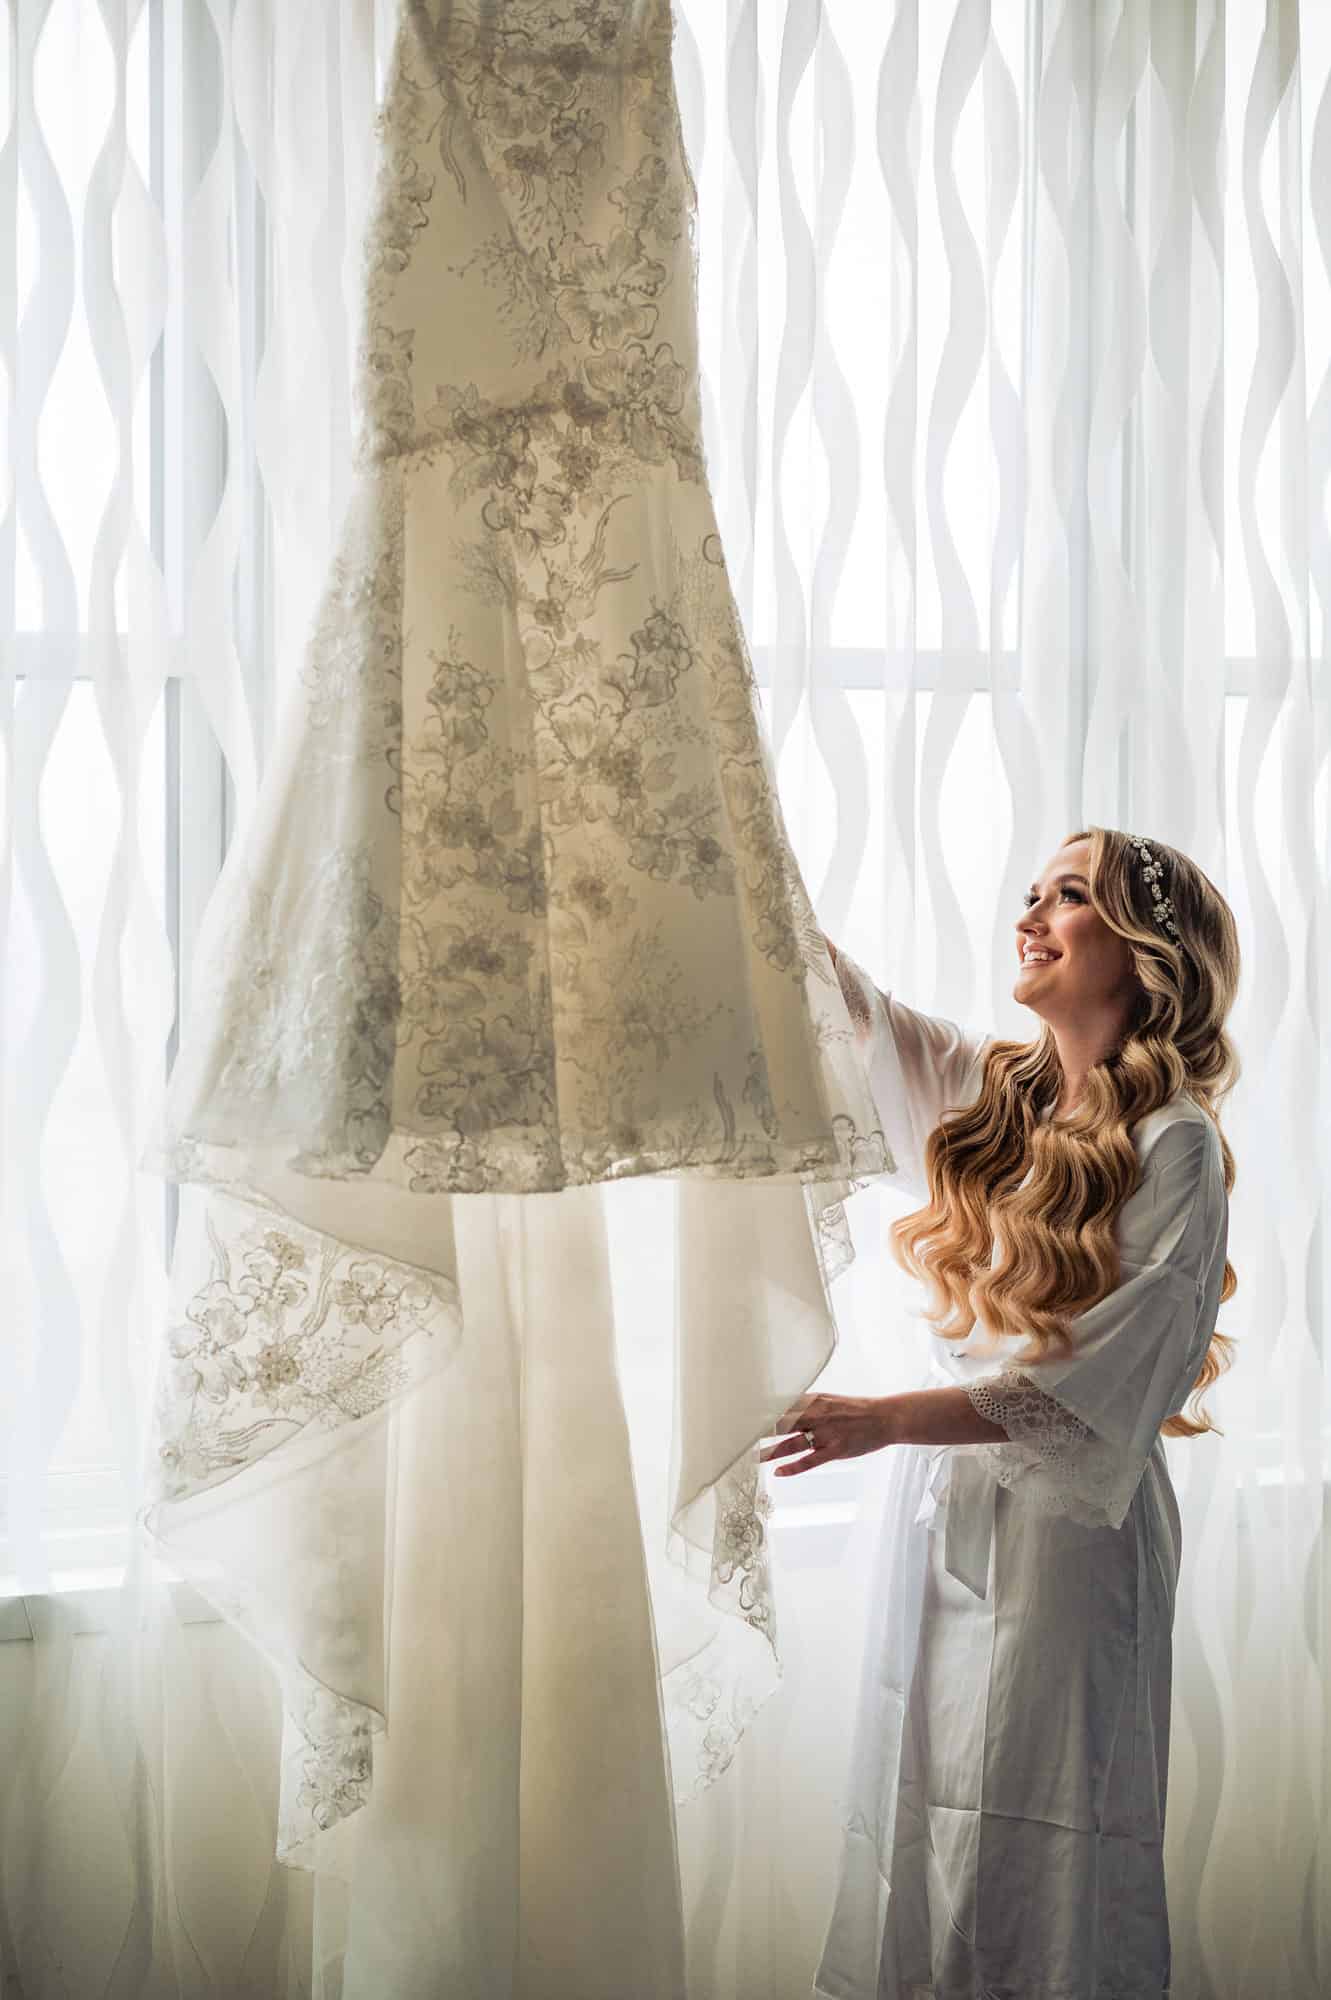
811 952 1230 2000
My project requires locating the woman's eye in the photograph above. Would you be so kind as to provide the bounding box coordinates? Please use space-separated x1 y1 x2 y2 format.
1022 889 1082 907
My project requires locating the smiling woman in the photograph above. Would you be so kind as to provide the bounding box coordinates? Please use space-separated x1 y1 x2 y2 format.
1012 841 1142 1118
787 825 1239 1999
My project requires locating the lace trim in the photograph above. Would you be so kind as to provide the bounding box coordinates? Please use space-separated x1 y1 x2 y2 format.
964 1367 1127 1529
664 1452 779 1801
833 951 875 1036
278 1670 377 1863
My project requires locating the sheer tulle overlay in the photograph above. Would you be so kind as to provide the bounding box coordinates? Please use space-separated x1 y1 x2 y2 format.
134 1 888 1980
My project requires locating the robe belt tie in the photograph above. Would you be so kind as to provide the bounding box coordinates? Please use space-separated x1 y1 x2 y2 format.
911 1359 999 1599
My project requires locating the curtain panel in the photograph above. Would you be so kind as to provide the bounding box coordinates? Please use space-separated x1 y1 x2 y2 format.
2 2 1328 1996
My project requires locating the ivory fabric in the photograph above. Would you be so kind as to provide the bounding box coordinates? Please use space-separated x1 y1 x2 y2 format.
813 950 1229 2000
131 2 888 1989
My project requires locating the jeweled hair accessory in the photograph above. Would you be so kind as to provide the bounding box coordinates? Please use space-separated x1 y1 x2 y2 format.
1127 836 1181 939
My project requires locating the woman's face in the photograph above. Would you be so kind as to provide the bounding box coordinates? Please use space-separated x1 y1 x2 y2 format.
1013 837 1138 1018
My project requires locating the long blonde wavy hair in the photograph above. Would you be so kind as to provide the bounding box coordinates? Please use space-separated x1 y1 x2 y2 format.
892 825 1239 1438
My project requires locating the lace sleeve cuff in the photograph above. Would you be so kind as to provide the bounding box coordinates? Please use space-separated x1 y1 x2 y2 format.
963 1367 1130 1530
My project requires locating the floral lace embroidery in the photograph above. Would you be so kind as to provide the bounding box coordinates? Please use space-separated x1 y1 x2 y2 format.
656 1447 781 1802
664 1655 764 1798
143 1189 460 1506
709 1456 776 1641
833 950 875 1036
142 0 888 1200
139 468 408 1185
279 1673 376 1861
964 1368 1127 1529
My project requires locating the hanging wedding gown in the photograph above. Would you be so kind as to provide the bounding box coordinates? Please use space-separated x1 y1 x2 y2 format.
135 2 886 1992
814 951 1230 2000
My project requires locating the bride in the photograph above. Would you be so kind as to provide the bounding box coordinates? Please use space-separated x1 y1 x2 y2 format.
762 824 1238 2000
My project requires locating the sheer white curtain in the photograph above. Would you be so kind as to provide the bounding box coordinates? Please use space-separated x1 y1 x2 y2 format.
0 4 393 1992
1 3 1327 1998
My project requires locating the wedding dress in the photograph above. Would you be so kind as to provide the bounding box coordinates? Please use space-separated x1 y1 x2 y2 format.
135 2 886 1991
814 951 1230 2000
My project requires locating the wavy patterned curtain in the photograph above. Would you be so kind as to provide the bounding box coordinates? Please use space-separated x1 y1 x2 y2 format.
1 2 1327 1997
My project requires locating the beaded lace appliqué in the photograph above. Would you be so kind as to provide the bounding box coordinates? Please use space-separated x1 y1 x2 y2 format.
141 0 889 1205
